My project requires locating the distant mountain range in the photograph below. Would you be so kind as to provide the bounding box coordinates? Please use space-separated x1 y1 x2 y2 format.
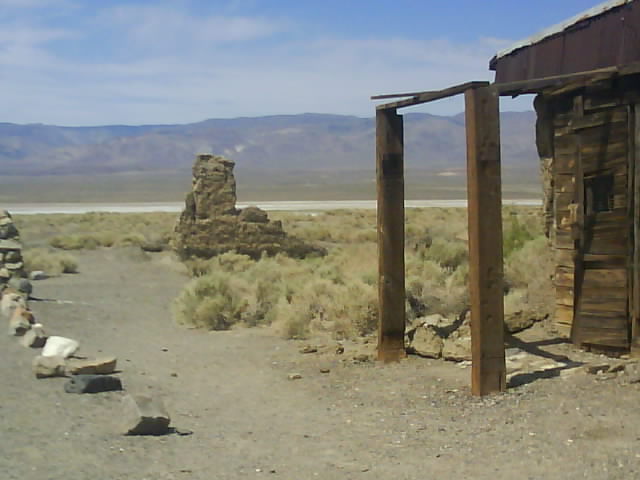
0 112 537 176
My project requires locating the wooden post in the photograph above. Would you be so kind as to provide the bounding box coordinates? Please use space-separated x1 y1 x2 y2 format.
632 105 640 353
464 86 506 395
376 107 406 362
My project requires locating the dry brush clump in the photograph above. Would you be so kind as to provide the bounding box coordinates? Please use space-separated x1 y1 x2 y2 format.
173 206 554 339
22 248 78 275
15 212 175 251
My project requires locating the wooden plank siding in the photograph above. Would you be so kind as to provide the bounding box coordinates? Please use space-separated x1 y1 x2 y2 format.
550 95 631 350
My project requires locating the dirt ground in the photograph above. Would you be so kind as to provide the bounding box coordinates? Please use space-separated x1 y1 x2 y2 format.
2 247 640 480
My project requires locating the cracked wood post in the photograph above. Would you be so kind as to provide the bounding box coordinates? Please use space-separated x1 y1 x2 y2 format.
376 107 406 362
464 86 506 395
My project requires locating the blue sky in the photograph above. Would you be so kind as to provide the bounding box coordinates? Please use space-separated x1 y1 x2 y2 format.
0 0 601 126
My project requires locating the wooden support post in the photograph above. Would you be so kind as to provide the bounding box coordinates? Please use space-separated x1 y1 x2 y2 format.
632 105 640 353
464 86 506 395
376 108 406 362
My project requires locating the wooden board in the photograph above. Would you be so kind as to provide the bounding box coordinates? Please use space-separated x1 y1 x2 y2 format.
465 86 506 396
550 96 631 350
376 108 407 362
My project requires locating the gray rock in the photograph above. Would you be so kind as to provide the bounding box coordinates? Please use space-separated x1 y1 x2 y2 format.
121 394 171 435
8 277 32 296
20 324 47 348
65 357 117 375
33 355 67 378
0 239 21 250
0 223 18 239
64 374 123 394
4 250 21 263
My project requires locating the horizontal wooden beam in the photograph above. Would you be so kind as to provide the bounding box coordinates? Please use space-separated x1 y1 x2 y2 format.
375 81 489 110
371 91 438 100
495 62 640 97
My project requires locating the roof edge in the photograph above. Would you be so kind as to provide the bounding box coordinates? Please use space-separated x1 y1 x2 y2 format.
495 0 632 60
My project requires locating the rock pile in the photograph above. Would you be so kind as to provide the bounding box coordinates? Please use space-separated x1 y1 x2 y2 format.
0 231 172 435
406 306 548 362
0 210 25 286
173 154 325 260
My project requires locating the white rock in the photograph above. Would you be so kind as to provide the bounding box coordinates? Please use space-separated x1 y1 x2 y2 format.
42 336 79 358
29 270 49 281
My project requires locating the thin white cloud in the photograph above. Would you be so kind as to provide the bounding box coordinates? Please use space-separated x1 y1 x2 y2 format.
101 5 282 51
0 3 529 126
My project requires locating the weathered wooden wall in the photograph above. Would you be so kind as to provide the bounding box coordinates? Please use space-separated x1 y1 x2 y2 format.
542 80 639 351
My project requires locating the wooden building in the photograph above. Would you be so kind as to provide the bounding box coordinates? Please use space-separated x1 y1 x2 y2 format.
372 0 640 395
491 0 640 353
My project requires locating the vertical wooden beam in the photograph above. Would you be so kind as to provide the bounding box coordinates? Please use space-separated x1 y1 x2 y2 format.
464 86 506 395
376 107 406 362
632 105 640 353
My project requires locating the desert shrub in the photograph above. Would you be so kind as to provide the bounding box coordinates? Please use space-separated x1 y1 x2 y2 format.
172 271 253 330
50 234 100 250
22 248 78 275
115 233 147 247
170 205 552 339
270 277 377 339
421 237 468 271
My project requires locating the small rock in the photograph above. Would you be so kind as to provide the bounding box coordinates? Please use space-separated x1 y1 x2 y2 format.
300 345 318 354
65 356 117 375
353 354 371 363
20 324 47 348
29 271 49 281
585 364 610 375
407 325 443 359
1 292 26 318
319 368 330 374
8 308 32 336
335 345 345 355
442 334 471 362
64 374 123 394
33 355 67 378
288 373 302 380
8 277 32 297
609 362 629 374
121 394 171 435
42 336 80 358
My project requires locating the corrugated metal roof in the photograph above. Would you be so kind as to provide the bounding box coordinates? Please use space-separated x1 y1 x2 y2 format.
496 0 633 59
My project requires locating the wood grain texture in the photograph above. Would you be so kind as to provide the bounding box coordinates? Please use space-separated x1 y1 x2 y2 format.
376 108 406 362
465 86 506 396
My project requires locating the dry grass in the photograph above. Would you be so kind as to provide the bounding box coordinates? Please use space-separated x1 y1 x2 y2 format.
173 206 551 339
14 207 552 339
22 248 79 275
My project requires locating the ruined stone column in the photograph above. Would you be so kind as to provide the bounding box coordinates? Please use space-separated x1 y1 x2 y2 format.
534 95 555 241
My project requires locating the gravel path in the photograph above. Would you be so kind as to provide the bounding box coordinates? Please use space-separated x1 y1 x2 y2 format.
2 248 639 480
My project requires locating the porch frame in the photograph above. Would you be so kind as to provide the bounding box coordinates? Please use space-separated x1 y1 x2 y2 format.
372 64 640 395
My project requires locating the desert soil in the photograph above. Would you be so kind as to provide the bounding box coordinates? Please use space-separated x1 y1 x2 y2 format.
2 247 640 480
